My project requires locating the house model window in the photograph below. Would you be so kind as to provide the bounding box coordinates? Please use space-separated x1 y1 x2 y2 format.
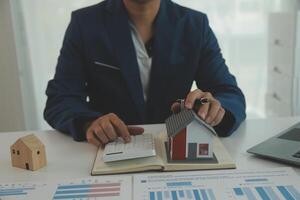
165 109 217 161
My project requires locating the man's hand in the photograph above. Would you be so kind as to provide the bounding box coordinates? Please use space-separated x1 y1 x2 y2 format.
86 113 144 147
171 89 225 127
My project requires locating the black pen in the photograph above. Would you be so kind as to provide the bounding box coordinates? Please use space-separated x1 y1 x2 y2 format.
176 98 209 110
193 98 209 112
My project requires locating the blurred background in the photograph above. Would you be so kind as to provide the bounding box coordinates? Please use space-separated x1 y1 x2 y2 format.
1 0 300 131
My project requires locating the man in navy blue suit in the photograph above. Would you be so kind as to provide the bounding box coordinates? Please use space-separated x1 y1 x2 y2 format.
44 0 246 146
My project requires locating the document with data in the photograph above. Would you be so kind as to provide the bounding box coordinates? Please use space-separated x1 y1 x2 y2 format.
0 176 131 200
1 167 299 200
133 167 300 200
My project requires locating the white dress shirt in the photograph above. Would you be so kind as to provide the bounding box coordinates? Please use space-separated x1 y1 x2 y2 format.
129 22 152 101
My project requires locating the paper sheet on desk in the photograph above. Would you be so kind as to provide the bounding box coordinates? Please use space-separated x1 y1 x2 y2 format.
0 176 132 200
133 167 300 200
1 167 299 200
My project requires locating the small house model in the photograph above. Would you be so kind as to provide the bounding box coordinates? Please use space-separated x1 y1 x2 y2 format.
166 109 217 161
10 134 47 171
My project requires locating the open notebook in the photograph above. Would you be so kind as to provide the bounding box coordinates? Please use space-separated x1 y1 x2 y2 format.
91 132 235 175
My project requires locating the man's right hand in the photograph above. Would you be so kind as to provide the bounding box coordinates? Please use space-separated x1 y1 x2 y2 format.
86 113 144 147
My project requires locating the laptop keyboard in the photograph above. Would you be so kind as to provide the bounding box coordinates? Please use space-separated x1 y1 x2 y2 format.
278 128 300 142
293 151 300 158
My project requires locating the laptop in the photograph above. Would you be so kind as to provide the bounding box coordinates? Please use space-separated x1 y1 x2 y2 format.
247 122 300 166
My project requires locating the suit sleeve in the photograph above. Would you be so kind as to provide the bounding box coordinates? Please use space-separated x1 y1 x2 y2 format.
195 15 246 136
44 12 101 141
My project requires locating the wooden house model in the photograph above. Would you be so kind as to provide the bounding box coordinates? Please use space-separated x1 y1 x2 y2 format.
165 109 217 161
10 134 47 171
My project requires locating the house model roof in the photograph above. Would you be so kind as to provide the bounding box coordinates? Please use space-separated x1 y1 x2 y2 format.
165 109 217 137
14 134 44 150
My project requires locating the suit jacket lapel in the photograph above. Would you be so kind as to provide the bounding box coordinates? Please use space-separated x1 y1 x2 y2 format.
105 0 146 121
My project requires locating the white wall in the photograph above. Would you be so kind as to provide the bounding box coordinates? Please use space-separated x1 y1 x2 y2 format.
294 11 300 115
0 0 25 132
10 0 100 130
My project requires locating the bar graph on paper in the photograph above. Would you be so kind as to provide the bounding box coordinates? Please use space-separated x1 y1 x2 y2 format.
133 168 300 200
0 182 48 200
52 179 125 199
1 168 299 200
232 185 300 200
0 176 132 200
148 186 217 200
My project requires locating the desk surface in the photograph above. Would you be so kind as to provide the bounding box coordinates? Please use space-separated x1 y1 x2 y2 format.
0 117 300 183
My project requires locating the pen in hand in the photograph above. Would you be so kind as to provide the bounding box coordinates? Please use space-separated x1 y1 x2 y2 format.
175 98 209 112
193 98 209 113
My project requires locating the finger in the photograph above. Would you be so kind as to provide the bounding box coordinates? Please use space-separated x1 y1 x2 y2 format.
92 133 104 147
100 119 118 142
94 125 109 144
128 126 144 135
90 137 101 147
197 102 209 120
185 89 204 109
171 102 181 113
86 130 101 147
109 114 131 143
205 100 221 124
211 108 225 127
196 93 212 119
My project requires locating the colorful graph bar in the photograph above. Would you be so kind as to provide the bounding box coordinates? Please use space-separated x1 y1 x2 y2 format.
233 186 300 200
150 192 155 200
256 187 271 200
171 191 178 200
264 187 280 200
149 189 216 200
245 179 268 182
0 187 35 197
166 182 192 187
193 189 201 200
200 189 209 200
178 190 184 198
234 188 244 196
277 186 296 200
157 191 163 200
0 188 33 192
286 185 300 199
57 183 120 189
55 188 119 194
53 193 120 199
53 182 121 199
0 192 27 196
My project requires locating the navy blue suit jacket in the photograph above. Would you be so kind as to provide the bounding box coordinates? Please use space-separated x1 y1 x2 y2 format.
44 0 246 141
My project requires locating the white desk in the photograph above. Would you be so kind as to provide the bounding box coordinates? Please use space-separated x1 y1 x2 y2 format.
0 117 299 183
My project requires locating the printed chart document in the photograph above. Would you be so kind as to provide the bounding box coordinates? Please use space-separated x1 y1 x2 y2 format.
133 167 300 200
92 132 235 175
0 182 49 200
0 176 131 200
0 167 299 200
